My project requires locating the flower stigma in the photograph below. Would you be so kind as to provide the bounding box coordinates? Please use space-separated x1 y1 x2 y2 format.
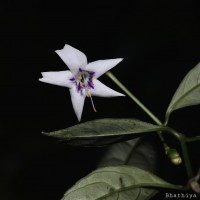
86 90 97 112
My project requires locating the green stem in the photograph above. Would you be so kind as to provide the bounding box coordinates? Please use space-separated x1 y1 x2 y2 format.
106 71 165 143
106 71 193 178
106 71 162 126
195 168 200 180
180 135 193 178
164 112 170 126
164 127 193 178
186 136 200 142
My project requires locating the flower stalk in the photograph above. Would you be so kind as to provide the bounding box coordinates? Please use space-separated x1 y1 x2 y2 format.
106 71 164 141
180 134 193 178
106 71 193 178
164 127 193 178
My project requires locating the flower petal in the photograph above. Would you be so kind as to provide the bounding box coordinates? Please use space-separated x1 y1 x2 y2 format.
55 44 87 75
39 70 73 88
86 58 123 78
90 79 125 97
70 86 86 121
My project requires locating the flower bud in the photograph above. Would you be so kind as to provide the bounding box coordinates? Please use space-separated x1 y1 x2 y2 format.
166 148 182 165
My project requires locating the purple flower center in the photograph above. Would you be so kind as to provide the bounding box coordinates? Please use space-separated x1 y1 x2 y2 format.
70 68 95 94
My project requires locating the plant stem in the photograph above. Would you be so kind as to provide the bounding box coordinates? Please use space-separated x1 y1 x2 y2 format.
106 71 193 178
164 127 193 178
106 71 165 143
179 134 193 178
186 136 200 142
106 71 162 126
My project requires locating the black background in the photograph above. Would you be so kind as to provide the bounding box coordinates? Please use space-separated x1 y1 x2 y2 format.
1 0 200 199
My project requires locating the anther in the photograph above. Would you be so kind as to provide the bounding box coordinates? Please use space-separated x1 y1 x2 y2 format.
77 76 82 80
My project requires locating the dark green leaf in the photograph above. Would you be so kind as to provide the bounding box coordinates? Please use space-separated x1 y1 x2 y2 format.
166 63 200 123
43 118 164 146
61 166 183 200
98 136 159 174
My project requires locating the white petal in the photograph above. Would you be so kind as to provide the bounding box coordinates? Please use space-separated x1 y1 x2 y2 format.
86 58 123 78
55 44 87 75
90 79 125 97
70 86 86 121
39 70 73 88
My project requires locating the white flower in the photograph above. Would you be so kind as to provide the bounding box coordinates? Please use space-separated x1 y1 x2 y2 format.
39 44 124 121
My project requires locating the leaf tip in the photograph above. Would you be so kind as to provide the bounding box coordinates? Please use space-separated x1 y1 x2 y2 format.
41 131 50 136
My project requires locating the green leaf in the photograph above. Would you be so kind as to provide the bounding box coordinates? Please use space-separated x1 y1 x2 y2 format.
166 63 200 123
43 118 164 146
98 136 159 174
61 166 183 200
